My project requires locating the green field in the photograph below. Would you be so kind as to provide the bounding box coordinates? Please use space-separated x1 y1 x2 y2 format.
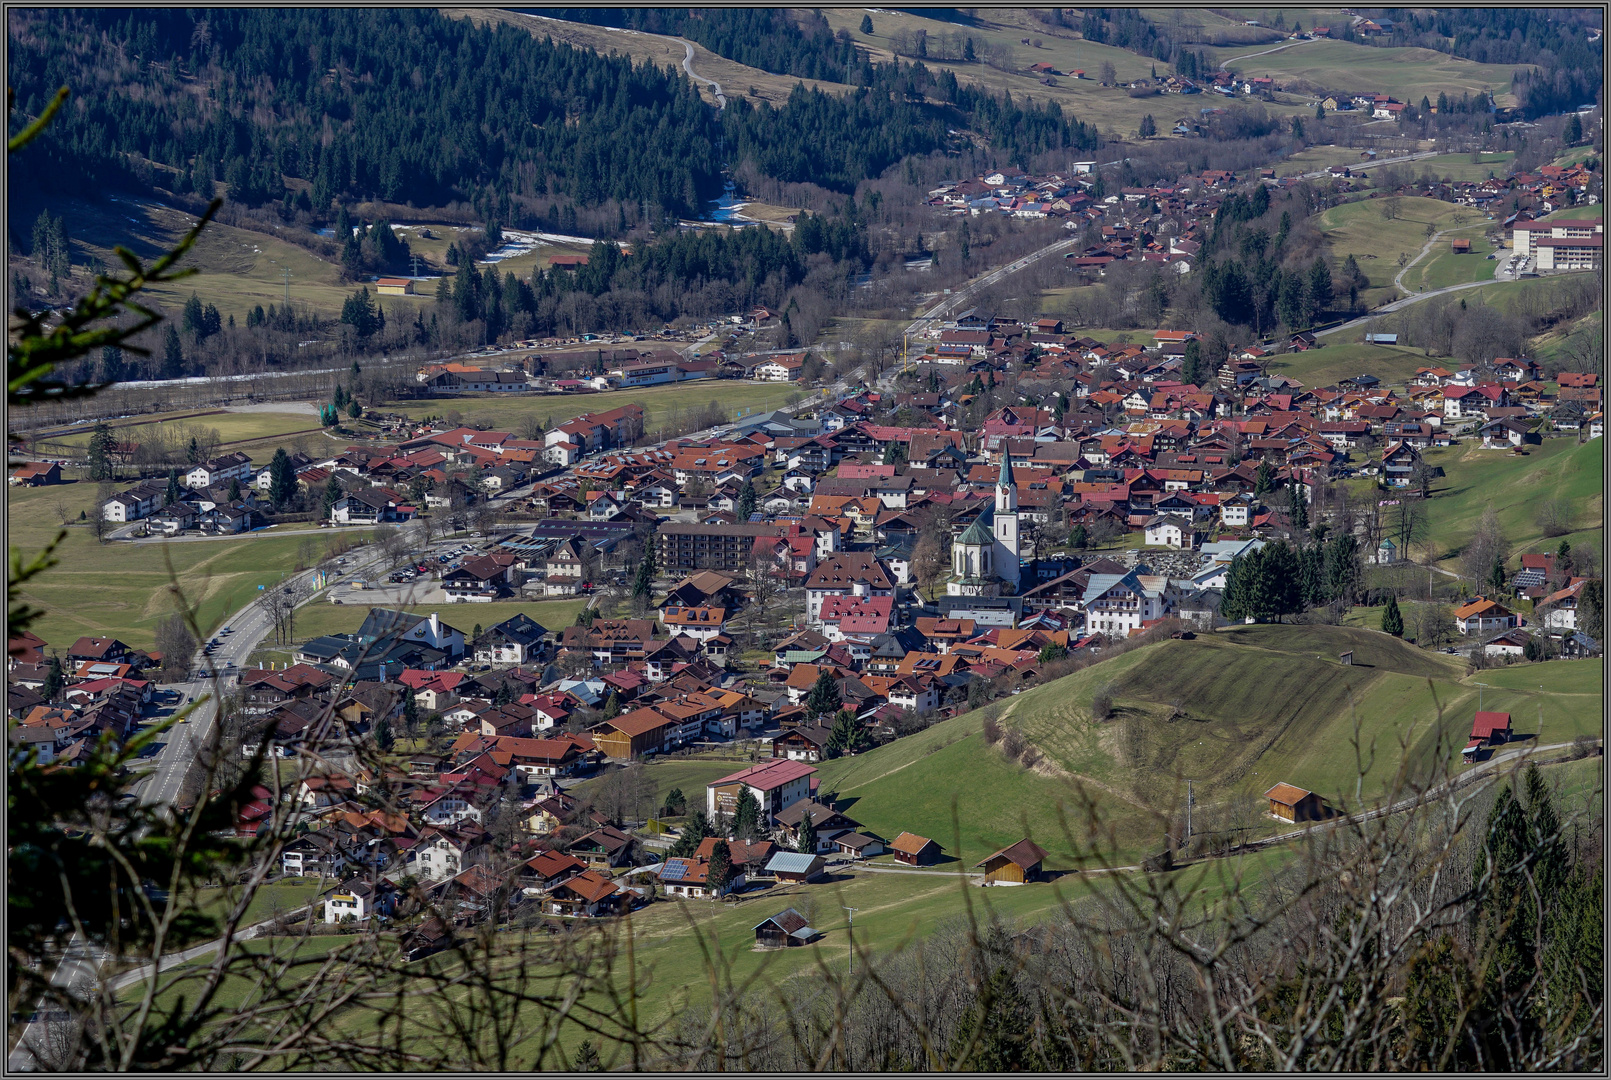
34 408 322 462
389 381 809 437
1207 38 1521 106
19 191 407 323
819 625 1604 870
1540 203 1604 222
1390 151 1516 184
1314 196 1494 307
818 7 1312 138
1418 436 1604 569
6 485 370 651
1275 144 1404 178
1265 341 1432 388
573 758 754 820
1399 224 1498 292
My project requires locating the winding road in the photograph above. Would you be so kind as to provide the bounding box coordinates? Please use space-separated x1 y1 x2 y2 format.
678 39 724 108
1218 37 1316 72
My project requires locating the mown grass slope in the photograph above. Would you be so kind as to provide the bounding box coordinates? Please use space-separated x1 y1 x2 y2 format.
822 626 1603 868
1418 436 1603 568
1314 196 1492 307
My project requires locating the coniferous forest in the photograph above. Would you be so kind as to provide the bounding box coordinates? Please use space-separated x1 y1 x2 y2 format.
7 8 1098 216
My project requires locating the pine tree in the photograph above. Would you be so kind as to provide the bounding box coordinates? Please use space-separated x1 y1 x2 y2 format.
1254 460 1275 495
1486 555 1507 595
731 788 762 842
805 670 842 721
736 479 757 521
1221 553 1250 623
41 653 64 701
86 422 117 481
1291 484 1309 531
227 477 241 501
825 708 864 758
322 474 343 518
667 809 711 858
375 713 394 752
705 839 733 893
797 809 818 853
1381 592 1404 636
603 692 621 720
165 468 182 507
1578 579 1603 642
403 688 420 735
1068 524 1088 549
268 447 296 508
162 324 184 378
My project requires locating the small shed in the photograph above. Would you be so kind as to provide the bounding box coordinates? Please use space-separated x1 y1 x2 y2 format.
765 851 826 883
1265 783 1324 822
753 908 821 949
975 838 1049 884
1451 239 1471 253
890 832 941 866
833 832 885 860
375 277 415 295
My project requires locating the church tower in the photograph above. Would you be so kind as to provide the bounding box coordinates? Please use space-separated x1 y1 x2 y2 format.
993 459 1021 591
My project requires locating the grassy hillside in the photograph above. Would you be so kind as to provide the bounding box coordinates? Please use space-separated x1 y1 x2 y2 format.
1399 223 1497 292
1206 38 1521 106
33 408 321 461
818 7 1310 138
11 192 386 323
1314 196 1493 307
822 625 1603 868
1264 341 1431 388
1392 151 1516 184
6 485 365 650
1418 436 1604 569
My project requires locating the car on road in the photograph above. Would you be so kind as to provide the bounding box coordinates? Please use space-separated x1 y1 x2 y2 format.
221 626 233 635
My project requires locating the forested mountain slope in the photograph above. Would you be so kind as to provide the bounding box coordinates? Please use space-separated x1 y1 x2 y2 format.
7 8 724 219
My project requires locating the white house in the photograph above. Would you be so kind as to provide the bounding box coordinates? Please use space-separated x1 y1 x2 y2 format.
706 759 816 822
754 354 807 382
1080 570 1175 636
1143 514 1198 549
184 452 253 490
1453 596 1518 635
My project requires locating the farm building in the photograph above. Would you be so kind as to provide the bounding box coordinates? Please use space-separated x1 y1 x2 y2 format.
890 832 941 866
975 838 1048 884
1463 711 1512 760
764 851 826 884
1450 239 1471 254
753 908 822 949
375 277 415 295
1265 783 1323 822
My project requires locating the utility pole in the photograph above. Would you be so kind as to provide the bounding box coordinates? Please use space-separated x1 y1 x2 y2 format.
843 906 858 980
410 254 421 278
1185 780 1193 842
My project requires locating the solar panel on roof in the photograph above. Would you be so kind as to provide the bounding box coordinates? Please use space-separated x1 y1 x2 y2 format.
658 860 688 881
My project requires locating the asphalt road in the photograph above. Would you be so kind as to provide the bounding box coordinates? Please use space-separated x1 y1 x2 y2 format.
137 525 423 808
679 38 725 108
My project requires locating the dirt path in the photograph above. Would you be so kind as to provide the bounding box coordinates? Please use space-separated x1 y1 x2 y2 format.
1218 37 1315 71
1394 228 1453 294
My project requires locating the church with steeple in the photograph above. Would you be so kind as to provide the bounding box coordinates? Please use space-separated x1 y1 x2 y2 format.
948 460 1021 596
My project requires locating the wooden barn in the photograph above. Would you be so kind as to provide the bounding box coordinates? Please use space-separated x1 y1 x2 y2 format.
975 838 1049 884
1265 782 1324 822
753 908 821 949
890 832 941 866
764 851 826 884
